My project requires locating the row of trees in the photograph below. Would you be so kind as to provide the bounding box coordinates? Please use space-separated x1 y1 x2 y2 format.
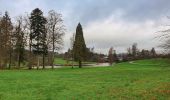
0 8 65 69
127 43 156 58
107 43 157 65
65 42 158 67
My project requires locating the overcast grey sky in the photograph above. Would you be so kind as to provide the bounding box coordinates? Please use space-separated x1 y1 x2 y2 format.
0 0 170 54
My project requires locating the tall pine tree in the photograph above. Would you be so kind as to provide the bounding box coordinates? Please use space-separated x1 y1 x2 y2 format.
73 23 86 68
30 8 47 69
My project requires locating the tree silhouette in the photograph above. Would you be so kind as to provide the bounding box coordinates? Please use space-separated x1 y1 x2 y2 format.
30 8 47 69
73 23 86 68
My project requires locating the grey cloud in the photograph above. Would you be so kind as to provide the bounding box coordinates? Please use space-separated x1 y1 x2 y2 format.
0 0 169 53
64 0 170 25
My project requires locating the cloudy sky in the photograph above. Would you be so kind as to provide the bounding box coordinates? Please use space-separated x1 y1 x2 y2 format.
0 0 170 54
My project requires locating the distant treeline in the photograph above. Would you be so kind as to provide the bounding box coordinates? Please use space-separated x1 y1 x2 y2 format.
64 43 165 65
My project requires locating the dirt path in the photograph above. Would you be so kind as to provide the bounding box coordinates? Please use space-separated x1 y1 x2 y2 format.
128 61 167 66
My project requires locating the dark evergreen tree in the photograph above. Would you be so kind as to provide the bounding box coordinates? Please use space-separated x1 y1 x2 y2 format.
113 50 118 63
30 8 47 69
73 23 86 68
108 47 113 65
151 48 156 57
132 43 138 57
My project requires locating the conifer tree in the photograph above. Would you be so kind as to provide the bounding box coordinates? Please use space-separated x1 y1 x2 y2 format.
30 8 47 69
151 47 156 57
108 47 113 65
73 23 86 68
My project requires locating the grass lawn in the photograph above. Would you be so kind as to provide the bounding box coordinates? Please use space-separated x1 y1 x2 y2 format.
54 58 96 65
54 58 69 65
0 58 170 100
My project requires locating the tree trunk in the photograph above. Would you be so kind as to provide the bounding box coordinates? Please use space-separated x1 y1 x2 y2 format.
42 54 45 69
8 51 12 69
0 60 2 69
28 40 32 69
52 27 55 69
4 59 7 69
52 52 54 69
72 50 74 68
47 54 51 67
79 60 82 68
72 58 73 69
37 56 39 70
17 53 21 69
0 55 2 69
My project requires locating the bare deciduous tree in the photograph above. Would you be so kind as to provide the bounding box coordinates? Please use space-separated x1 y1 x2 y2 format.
46 10 65 69
24 13 33 69
159 28 170 53
0 12 13 69
13 16 27 68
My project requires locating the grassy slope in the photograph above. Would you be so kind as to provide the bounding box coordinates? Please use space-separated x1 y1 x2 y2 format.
0 58 169 100
132 58 170 66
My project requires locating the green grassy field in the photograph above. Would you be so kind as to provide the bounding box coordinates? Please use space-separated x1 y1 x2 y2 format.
0 58 170 100
54 58 95 65
54 58 69 65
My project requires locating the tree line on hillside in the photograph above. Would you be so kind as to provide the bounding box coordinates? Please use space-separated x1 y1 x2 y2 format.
108 43 158 65
0 8 65 69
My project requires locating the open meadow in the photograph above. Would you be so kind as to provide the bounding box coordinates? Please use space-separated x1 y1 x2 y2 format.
1 1 170 100
0 58 169 100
